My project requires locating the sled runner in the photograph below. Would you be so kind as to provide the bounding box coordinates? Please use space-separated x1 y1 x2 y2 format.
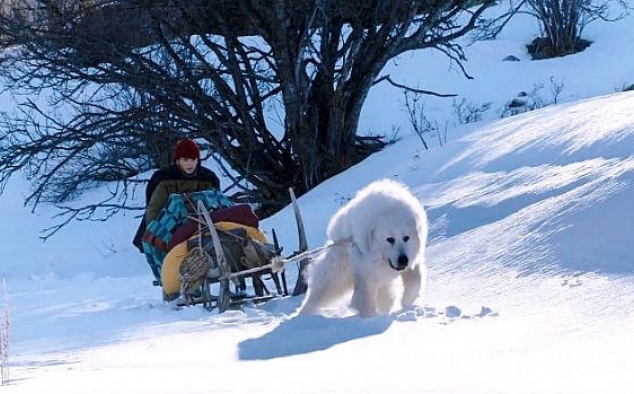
144 188 309 313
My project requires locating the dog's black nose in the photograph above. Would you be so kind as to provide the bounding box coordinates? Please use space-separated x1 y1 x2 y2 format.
397 254 409 268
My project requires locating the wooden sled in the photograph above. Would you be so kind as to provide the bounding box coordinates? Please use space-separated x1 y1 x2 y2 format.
170 188 309 313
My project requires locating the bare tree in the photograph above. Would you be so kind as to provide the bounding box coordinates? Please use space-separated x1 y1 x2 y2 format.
524 0 628 58
0 0 495 231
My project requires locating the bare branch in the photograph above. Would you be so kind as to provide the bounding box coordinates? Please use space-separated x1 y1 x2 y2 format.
375 75 457 97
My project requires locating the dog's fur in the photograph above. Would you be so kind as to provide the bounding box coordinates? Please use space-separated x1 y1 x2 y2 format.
299 178 428 317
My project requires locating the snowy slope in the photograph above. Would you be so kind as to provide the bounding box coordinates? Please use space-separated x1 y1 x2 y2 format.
4 91 634 394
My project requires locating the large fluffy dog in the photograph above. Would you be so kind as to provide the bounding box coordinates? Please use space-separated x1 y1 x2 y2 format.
299 178 428 317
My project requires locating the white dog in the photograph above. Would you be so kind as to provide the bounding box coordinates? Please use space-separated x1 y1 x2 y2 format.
299 178 428 317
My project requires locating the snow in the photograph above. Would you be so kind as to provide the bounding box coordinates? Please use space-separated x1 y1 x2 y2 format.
2 4 634 393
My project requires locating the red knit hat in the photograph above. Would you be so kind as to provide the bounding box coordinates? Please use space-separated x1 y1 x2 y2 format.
173 138 200 160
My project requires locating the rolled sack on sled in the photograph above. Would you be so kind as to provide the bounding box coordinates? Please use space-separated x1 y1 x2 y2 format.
161 221 269 297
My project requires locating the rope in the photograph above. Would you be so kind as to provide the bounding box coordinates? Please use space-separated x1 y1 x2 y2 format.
219 238 353 280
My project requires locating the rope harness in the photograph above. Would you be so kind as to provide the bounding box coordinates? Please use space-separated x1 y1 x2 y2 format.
260 237 353 276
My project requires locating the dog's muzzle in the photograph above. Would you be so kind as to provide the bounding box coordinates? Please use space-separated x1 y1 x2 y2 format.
389 254 409 271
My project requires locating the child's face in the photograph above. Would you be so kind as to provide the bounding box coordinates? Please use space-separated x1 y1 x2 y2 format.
177 158 198 174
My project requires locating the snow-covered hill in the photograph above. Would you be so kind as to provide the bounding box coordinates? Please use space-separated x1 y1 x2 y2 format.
2 5 634 394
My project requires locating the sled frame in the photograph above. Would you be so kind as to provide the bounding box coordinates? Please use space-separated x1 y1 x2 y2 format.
185 188 308 313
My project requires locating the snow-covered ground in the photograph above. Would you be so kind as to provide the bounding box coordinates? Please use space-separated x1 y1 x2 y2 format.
1 4 634 393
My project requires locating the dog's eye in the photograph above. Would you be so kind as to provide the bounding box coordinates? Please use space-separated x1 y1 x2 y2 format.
386 237 395 245
403 236 410 242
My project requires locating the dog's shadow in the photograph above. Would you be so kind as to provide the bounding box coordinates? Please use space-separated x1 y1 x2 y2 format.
238 313 393 360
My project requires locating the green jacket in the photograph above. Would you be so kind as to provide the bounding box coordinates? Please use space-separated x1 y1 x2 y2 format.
145 164 220 224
